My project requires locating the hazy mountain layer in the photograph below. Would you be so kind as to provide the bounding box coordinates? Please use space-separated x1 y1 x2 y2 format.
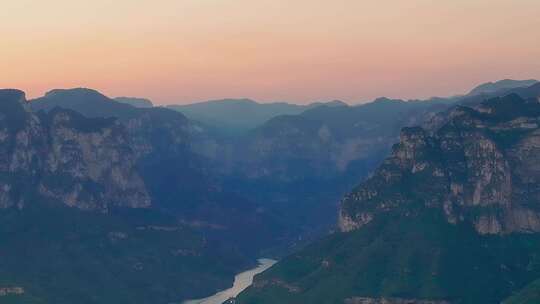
0 89 250 303
167 98 346 135
114 97 154 108
235 92 540 303
28 88 284 257
469 79 538 95
12 80 540 303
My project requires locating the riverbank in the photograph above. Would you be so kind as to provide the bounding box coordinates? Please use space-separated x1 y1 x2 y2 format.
183 258 277 304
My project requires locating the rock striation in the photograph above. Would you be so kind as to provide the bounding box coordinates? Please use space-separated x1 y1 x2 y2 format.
340 93 540 235
0 89 150 211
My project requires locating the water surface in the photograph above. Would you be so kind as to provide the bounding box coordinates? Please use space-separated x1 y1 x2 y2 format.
183 258 276 304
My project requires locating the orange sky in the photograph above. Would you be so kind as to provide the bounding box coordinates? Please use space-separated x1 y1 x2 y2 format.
1 0 540 104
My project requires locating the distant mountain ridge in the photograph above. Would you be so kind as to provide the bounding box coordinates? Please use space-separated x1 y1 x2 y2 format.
469 79 538 95
10 78 540 304
235 91 540 304
114 96 154 108
0 89 250 304
25 80 539 255
167 79 539 135
30 88 164 121
28 88 285 256
191 95 455 247
167 98 347 135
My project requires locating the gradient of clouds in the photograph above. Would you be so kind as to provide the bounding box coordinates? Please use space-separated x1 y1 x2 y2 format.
1 0 539 104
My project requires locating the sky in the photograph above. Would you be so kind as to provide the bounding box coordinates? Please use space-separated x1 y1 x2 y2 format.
1 0 540 105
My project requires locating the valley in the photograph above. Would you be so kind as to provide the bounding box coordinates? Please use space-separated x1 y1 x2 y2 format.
183 258 276 304
3 1 540 303
1 79 540 303
234 82 540 304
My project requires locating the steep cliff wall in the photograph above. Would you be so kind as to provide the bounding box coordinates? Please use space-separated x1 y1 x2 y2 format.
340 94 540 235
0 89 150 211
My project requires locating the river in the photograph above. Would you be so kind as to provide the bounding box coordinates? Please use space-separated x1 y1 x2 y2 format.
182 258 277 304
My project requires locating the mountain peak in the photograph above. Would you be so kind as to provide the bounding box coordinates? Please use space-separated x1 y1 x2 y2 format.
327 100 348 106
469 79 539 95
0 87 25 99
0 89 31 131
372 97 404 104
473 93 540 122
202 98 258 106
339 93 540 236
308 100 348 108
0 88 26 105
44 88 108 100
114 97 154 108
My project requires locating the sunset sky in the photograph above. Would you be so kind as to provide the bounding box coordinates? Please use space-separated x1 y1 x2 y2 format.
1 0 540 104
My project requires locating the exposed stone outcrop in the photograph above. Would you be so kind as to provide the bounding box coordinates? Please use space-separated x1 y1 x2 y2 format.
340 94 540 235
0 89 150 211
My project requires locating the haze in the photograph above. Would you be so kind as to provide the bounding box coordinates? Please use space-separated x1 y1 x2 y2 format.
1 0 540 104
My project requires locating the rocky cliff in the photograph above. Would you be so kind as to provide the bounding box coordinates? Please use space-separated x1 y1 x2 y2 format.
340 93 540 235
28 88 283 258
0 89 252 304
234 92 540 304
0 89 150 211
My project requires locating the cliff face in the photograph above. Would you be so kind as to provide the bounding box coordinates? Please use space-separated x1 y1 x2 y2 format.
231 99 449 181
234 92 540 304
29 88 194 158
340 94 540 235
27 88 284 258
0 89 254 304
0 89 44 209
0 89 150 211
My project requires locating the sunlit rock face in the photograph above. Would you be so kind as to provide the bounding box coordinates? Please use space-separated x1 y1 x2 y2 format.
0 89 150 211
340 93 540 235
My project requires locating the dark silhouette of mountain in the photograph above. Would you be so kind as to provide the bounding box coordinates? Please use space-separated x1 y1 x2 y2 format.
235 92 540 304
469 79 538 95
506 81 540 99
30 88 137 118
114 96 154 108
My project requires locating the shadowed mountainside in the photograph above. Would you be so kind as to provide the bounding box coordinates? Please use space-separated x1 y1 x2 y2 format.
167 98 347 135
0 89 251 304
235 91 540 304
114 96 154 108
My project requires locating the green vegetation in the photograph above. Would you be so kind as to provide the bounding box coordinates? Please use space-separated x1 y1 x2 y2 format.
236 210 540 304
504 279 540 304
0 203 249 304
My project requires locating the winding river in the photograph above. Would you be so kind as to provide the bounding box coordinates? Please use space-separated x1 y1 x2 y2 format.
183 258 277 304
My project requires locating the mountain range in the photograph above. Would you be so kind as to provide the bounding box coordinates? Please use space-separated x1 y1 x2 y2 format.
1 79 539 303
167 98 347 135
0 89 249 304
468 79 538 96
114 97 154 108
234 84 540 304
